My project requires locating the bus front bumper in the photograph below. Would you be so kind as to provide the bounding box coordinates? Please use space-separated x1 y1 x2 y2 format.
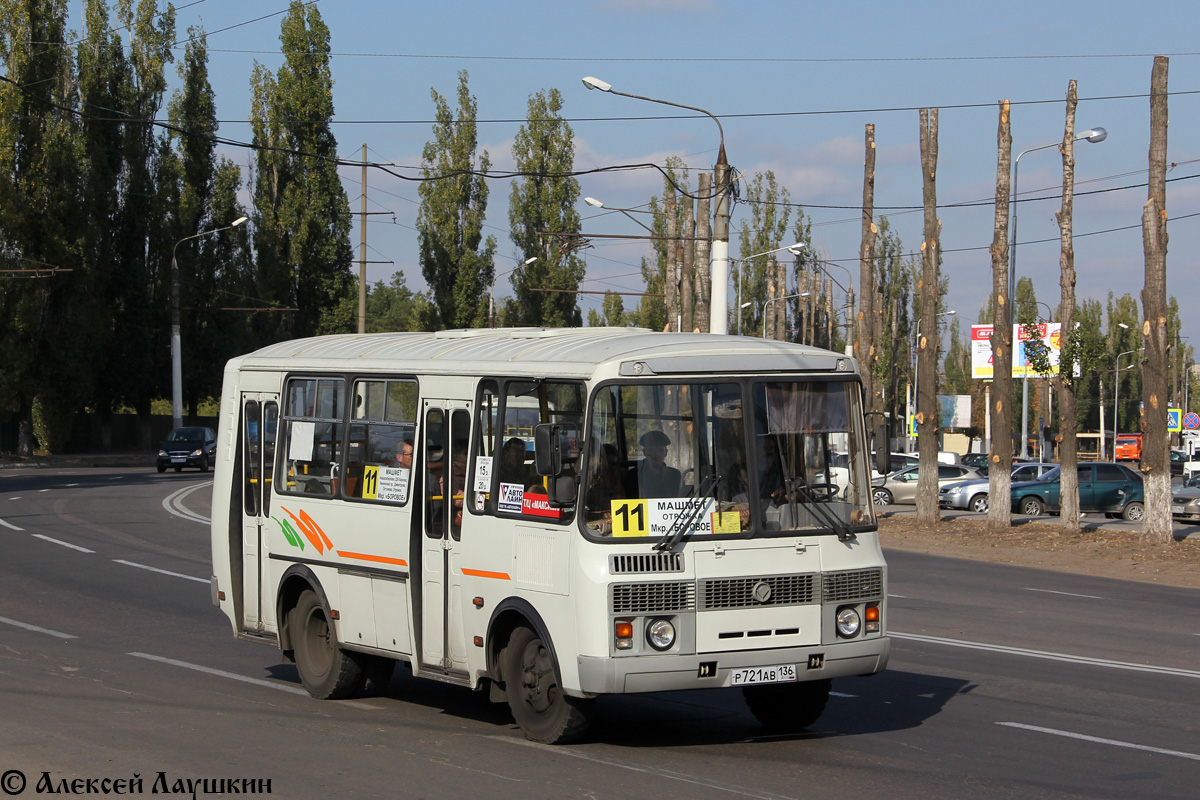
575 636 890 695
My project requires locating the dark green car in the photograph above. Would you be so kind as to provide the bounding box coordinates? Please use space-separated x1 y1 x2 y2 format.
1010 462 1145 521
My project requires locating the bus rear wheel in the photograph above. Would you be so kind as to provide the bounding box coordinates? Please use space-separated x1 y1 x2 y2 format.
743 678 832 731
503 626 593 744
291 589 364 700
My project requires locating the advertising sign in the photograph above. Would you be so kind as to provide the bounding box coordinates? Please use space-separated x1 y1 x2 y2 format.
971 323 1073 380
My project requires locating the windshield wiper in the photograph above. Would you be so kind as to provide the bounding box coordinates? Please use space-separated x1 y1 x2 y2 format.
784 479 856 542
653 473 722 552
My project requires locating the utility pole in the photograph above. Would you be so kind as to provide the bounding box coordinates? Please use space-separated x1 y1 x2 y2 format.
358 143 368 334
711 147 731 334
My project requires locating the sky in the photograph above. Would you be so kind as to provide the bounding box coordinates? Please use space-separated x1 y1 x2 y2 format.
67 0 1200 349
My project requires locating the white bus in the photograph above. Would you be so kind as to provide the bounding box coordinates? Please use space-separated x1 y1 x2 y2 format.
210 328 889 743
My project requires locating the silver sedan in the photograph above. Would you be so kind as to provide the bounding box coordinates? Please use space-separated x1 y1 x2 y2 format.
872 464 984 506
939 462 1056 513
1171 486 1200 521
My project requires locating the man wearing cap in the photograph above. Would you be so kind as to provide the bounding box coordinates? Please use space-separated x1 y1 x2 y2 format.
638 429 682 498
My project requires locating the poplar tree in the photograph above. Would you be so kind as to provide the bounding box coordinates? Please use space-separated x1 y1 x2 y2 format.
0 0 83 453
418 70 496 330
509 88 584 327
734 171 790 337
250 0 355 342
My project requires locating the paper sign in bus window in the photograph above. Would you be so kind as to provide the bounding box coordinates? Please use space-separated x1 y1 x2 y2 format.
288 420 314 461
498 482 524 514
362 465 409 502
474 456 493 493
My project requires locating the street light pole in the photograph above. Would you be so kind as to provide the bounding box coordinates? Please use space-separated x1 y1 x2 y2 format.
582 76 730 333
171 216 248 429
763 292 809 339
1114 347 1141 444
1011 126 1106 457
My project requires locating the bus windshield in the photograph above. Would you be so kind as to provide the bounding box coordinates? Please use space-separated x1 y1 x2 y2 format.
582 378 874 539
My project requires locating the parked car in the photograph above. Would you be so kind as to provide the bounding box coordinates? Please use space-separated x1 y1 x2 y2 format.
1170 483 1200 521
871 463 984 506
1010 462 1144 521
156 426 217 473
1169 449 1188 477
961 452 989 469
939 462 1055 513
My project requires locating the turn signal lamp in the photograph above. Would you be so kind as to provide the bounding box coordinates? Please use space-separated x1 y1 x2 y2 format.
615 620 634 650
865 603 881 634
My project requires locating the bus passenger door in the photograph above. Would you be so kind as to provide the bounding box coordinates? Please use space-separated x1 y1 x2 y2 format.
419 401 471 674
240 395 279 632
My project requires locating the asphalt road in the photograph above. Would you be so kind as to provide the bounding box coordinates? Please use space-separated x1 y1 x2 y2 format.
1 467 1197 799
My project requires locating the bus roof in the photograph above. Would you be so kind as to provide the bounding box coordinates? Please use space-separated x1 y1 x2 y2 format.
231 327 857 380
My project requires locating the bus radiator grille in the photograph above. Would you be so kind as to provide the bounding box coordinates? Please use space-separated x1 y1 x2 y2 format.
611 581 696 613
609 553 684 574
699 574 816 610
822 568 884 603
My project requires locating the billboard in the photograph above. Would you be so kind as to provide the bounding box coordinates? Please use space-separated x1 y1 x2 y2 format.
971 323 1070 380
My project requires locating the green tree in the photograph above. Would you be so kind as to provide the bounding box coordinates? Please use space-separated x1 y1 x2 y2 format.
249 1 355 343
734 171 790 336
0 0 85 453
509 88 584 327
365 272 435 333
417 70 496 330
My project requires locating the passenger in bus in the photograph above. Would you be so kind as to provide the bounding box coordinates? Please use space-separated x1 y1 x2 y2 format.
396 438 414 470
638 430 682 498
759 436 787 506
500 436 534 488
450 442 468 527
584 441 625 527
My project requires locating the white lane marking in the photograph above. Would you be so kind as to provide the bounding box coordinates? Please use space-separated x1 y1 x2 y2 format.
162 481 212 525
492 736 797 799
32 534 95 554
113 559 207 584
893 631 1200 680
9 496 20 500
998 722 1200 762
830 691 858 698
887 593 907 598
0 517 24 531
0 615 78 639
127 652 377 711
66 483 79 487
38 489 49 493
1025 588 1104 599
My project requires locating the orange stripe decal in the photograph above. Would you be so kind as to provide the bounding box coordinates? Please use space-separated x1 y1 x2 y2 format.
336 551 408 567
281 506 326 554
461 568 512 581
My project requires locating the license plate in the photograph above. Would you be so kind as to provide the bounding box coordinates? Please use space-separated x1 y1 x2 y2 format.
730 663 797 686
171 457 186 463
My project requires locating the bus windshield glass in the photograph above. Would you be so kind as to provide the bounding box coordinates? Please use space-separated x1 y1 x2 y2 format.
582 379 874 539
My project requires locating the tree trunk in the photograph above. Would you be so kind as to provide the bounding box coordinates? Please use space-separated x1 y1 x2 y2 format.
1142 55 1173 543
858 125 880 425
1058 81 1081 531
664 192 679 332
988 101 1014 531
681 195 694 332
776 258 788 341
916 108 941 525
765 261 777 340
695 174 712 333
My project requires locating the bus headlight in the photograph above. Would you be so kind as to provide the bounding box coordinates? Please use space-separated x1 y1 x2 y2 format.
836 606 861 638
646 618 676 651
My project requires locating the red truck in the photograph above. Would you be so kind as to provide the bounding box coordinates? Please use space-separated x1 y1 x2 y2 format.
1114 433 1142 461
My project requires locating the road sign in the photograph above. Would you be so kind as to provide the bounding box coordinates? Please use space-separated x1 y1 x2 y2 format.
1184 412 1200 430
1168 408 1182 433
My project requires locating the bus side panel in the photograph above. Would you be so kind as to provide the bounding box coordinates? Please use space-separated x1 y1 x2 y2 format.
212 359 247 633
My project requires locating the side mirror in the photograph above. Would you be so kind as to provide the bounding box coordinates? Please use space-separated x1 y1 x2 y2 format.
534 423 581 477
874 424 890 477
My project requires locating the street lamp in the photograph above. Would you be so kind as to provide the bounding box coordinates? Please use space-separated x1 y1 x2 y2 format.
490 256 537 328
911 310 956 448
584 197 654 234
734 242 805 338
1114 346 1142 443
763 292 809 339
171 216 248 429
1010 126 1106 457
582 76 732 334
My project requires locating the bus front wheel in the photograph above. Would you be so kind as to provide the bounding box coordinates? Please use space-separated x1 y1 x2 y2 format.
502 626 593 744
743 678 832 731
291 589 364 700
